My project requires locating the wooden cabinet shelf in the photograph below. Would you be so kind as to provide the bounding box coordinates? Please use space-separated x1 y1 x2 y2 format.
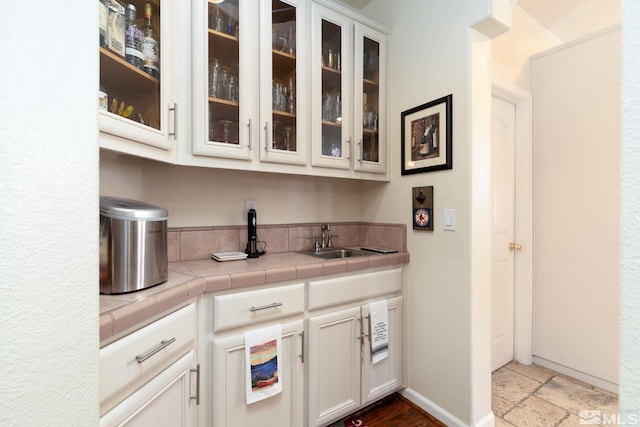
363 77 378 87
99 47 160 129
322 120 342 127
100 48 159 93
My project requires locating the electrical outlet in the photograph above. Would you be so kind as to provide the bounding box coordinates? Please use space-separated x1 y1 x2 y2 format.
245 199 256 211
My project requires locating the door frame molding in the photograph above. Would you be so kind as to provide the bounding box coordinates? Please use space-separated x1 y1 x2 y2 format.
492 81 533 365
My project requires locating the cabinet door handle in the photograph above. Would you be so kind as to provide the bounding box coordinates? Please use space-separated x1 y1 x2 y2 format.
346 137 352 160
358 138 363 162
247 118 252 151
249 302 282 312
135 337 176 363
299 331 304 364
168 103 177 138
190 364 200 405
264 121 269 152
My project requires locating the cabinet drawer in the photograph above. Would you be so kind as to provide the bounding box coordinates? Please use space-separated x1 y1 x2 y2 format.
99 303 196 414
308 268 402 310
213 283 304 333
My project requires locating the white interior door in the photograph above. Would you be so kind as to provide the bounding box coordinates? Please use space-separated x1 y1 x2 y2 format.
491 95 517 371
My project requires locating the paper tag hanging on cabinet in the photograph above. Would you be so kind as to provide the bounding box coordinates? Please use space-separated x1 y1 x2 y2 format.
412 186 434 231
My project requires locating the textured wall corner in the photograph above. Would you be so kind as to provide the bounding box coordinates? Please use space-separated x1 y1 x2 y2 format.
620 0 640 412
0 1 99 425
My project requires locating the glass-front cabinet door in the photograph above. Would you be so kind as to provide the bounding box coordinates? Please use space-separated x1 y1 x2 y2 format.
311 3 352 170
353 22 386 173
99 0 178 153
192 0 258 160
258 0 307 165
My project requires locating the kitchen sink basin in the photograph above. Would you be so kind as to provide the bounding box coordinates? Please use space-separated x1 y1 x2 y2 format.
309 248 368 259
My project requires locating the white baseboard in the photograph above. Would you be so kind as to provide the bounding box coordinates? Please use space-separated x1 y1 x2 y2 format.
532 356 619 394
399 388 495 427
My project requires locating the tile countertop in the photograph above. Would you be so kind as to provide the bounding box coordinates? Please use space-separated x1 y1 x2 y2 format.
99 249 410 346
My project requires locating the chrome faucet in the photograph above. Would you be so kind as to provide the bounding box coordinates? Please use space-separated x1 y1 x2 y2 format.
322 223 338 249
307 234 321 252
321 224 328 248
308 224 339 252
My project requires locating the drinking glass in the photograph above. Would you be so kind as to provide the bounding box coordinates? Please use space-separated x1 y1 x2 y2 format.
209 58 221 98
283 126 295 151
228 74 238 103
219 120 234 143
272 121 281 149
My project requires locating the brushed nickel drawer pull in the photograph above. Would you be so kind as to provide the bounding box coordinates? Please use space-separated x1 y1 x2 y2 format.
190 364 200 405
168 103 177 138
136 338 176 363
249 302 283 312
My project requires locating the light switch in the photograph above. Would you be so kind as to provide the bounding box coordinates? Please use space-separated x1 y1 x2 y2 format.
443 209 455 231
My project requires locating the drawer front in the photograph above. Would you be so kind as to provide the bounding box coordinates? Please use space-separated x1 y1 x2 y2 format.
99 303 196 414
213 283 304 333
308 268 402 310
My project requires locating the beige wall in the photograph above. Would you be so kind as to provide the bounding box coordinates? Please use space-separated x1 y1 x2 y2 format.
360 0 495 425
530 27 621 389
492 5 560 91
101 151 367 228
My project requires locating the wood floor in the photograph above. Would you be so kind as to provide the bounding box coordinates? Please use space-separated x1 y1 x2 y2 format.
338 393 446 427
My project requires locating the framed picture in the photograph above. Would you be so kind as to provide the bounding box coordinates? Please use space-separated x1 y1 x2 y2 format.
401 94 452 175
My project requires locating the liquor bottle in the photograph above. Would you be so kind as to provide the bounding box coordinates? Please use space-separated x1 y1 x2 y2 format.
99 0 108 48
142 2 160 79
107 0 126 57
124 4 144 69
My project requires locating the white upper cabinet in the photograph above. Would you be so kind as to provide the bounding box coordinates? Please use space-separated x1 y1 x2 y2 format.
310 2 388 175
99 0 389 179
259 0 309 165
191 0 309 167
310 3 353 170
192 0 258 161
99 0 187 163
353 22 387 174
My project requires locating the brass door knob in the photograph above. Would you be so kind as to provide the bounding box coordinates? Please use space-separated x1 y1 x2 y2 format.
509 242 522 251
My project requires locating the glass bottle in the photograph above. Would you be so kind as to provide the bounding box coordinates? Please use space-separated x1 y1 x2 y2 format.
142 2 160 79
99 0 108 48
125 4 144 69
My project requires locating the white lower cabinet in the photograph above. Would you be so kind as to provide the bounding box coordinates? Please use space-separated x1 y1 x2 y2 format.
102 268 405 426
307 306 362 424
100 351 196 427
211 319 304 426
200 283 306 426
307 296 403 427
99 303 198 427
306 268 404 427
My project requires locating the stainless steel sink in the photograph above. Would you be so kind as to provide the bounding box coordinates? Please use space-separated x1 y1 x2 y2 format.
309 248 368 259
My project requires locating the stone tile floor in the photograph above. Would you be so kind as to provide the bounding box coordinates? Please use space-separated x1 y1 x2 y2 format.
493 362 619 426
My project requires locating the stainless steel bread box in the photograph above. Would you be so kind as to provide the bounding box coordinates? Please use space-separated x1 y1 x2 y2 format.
100 197 168 294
